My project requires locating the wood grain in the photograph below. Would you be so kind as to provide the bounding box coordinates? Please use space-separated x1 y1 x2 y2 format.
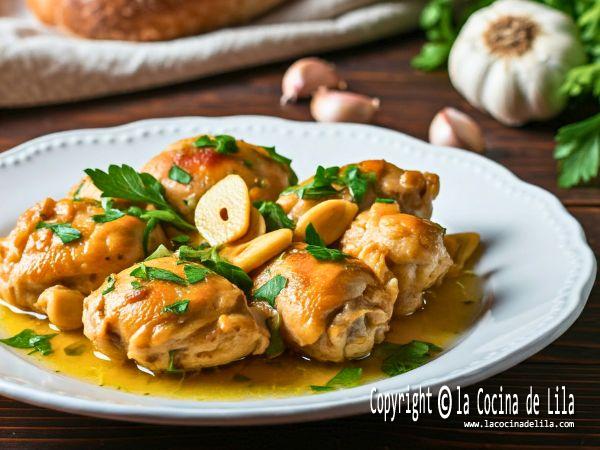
0 33 598 449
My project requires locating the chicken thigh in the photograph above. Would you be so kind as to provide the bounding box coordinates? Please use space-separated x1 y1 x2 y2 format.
341 202 452 316
0 198 166 322
253 244 397 362
141 136 295 222
277 160 439 222
83 256 269 371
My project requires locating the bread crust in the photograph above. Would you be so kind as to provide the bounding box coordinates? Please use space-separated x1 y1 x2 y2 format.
27 0 285 41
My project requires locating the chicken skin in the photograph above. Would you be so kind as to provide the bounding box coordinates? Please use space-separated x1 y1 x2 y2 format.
83 256 269 371
253 244 397 362
341 202 452 316
141 136 295 222
0 198 167 317
277 160 440 222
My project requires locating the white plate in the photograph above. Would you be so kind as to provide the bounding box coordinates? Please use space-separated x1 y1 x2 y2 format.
0 116 595 425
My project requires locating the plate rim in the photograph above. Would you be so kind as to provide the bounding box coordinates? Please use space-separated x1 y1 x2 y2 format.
0 115 596 425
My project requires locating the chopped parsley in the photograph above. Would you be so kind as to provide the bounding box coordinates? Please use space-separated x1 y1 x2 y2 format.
92 208 125 223
162 299 190 315
167 350 182 373
171 234 191 245
379 340 442 377
145 244 172 261
375 198 395 204
63 342 87 356
310 367 363 392
130 264 187 286
131 281 143 289
254 201 295 231
183 264 210 284
193 135 238 155
265 312 285 358
142 217 158 256
340 164 375 203
36 222 82 244
262 146 298 185
253 275 287 307
168 165 192 185
304 223 348 261
0 329 57 356
101 274 116 295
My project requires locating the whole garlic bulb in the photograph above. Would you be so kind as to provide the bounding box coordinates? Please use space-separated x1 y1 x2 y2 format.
449 0 586 126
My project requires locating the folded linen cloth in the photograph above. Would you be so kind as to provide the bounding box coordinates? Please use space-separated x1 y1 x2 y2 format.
0 0 424 108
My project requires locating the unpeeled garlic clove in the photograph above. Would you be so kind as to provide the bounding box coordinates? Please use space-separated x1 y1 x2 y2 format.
429 107 485 153
281 57 346 105
310 88 380 123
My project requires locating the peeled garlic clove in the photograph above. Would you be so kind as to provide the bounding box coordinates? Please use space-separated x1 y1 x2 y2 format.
294 199 358 245
194 174 251 246
231 207 266 244
223 229 293 273
36 285 84 331
429 107 485 153
281 57 346 105
310 88 380 123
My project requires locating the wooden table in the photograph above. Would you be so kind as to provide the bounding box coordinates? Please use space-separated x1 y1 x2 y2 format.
0 34 598 449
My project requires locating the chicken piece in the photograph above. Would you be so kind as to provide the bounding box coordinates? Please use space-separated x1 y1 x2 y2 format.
253 244 397 362
83 256 269 371
0 198 167 316
277 160 439 221
341 202 452 316
141 136 295 222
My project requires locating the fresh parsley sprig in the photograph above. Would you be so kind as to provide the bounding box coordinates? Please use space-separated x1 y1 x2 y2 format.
310 367 363 392
0 329 57 356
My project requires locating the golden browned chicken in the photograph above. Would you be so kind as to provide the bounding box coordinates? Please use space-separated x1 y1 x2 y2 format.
341 202 452 316
253 244 397 362
83 256 269 371
277 160 440 222
0 198 167 328
141 136 295 222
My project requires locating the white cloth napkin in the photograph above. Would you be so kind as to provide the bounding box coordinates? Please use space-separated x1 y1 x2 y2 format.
0 0 424 108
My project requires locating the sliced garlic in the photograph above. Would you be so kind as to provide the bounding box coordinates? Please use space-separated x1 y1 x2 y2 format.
294 199 358 245
310 87 380 123
231 207 266 244
194 174 251 246
429 107 485 153
222 229 293 273
281 57 346 105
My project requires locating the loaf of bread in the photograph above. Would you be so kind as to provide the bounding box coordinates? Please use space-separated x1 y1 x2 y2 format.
27 0 286 41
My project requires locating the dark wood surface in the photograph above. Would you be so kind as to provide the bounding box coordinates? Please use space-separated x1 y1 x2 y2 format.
0 34 598 450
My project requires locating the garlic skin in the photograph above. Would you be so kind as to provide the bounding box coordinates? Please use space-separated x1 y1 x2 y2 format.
281 57 346 105
449 0 586 126
429 107 485 153
310 88 380 123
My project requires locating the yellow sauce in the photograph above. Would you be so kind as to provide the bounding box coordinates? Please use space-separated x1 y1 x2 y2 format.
0 271 483 401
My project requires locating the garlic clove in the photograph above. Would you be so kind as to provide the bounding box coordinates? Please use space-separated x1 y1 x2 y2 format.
280 57 346 105
310 88 380 124
429 107 485 153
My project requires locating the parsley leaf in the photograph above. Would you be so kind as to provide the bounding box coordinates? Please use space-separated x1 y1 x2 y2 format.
254 201 295 231
380 340 442 377
145 244 172 261
253 275 287 307
63 342 88 356
130 264 187 285
284 166 340 199
131 281 143 289
561 62 600 98
375 198 395 204
0 329 57 356
36 222 82 244
102 274 116 295
142 217 158 256
162 299 190 315
554 113 600 188
193 135 238 154
411 0 457 71
178 246 252 292
310 367 363 392
167 350 182 373
183 264 210 284
305 223 325 247
140 209 195 232
265 312 285 358
171 234 191 245
92 208 126 223
262 146 298 185
340 165 376 203
168 165 192 184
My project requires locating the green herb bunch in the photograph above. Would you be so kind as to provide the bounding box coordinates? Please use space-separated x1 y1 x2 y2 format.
413 0 600 188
